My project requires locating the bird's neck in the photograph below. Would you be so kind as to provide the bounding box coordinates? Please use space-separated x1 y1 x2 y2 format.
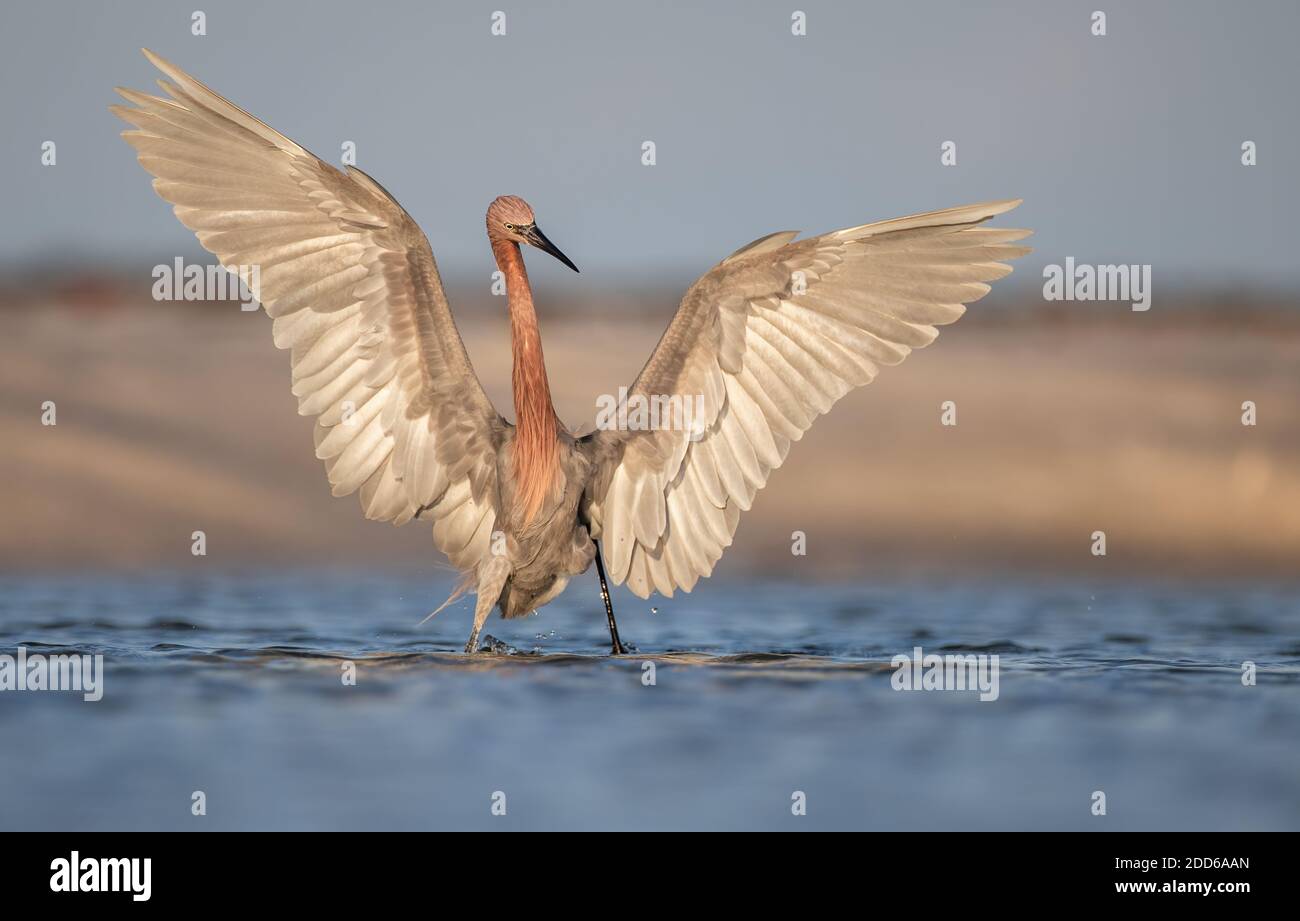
493 238 559 522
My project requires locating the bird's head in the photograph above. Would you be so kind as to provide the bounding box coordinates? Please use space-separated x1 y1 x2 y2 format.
486 195 579 272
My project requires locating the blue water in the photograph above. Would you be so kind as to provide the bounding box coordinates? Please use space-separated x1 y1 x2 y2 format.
1 570 1297 830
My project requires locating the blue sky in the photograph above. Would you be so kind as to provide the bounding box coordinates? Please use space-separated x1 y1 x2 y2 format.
3 0 1297 292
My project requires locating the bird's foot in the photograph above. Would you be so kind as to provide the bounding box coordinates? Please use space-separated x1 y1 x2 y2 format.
465 634 512 655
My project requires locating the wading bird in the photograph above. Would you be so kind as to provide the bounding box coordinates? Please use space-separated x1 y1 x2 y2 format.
114 50 1030 654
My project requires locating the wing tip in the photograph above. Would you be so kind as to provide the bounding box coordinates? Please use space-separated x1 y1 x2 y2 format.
835 198 1026 241
140 47 170 72
959 198 1023 220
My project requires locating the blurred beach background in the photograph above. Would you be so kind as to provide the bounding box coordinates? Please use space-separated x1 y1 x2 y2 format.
4 284 1299 580
1 0 1298 831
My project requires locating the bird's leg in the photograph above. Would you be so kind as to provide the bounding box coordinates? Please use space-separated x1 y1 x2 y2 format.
463 623 484 656
464 555 511 655
593 539 627 655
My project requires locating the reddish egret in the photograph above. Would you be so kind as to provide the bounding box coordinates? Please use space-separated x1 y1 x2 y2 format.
114 50 1030 654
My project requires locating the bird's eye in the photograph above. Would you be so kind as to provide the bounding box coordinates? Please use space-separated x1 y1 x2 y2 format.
504 222 515 231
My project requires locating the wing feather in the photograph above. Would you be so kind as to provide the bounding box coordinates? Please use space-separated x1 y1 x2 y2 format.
114 50 506 571
584 201 1030 597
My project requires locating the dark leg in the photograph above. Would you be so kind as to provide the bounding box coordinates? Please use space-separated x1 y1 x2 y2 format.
593 539 626 655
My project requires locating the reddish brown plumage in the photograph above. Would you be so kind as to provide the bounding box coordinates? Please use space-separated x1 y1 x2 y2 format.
488 197 560 524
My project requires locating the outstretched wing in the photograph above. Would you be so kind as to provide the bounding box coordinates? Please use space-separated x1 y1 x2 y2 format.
583 200 1031 598
113 49 503 571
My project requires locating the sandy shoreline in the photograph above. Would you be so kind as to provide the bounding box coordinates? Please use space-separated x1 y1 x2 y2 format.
3 297 1298 579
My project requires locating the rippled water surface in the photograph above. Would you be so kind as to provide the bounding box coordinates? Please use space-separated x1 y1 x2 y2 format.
1 570 1297 830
